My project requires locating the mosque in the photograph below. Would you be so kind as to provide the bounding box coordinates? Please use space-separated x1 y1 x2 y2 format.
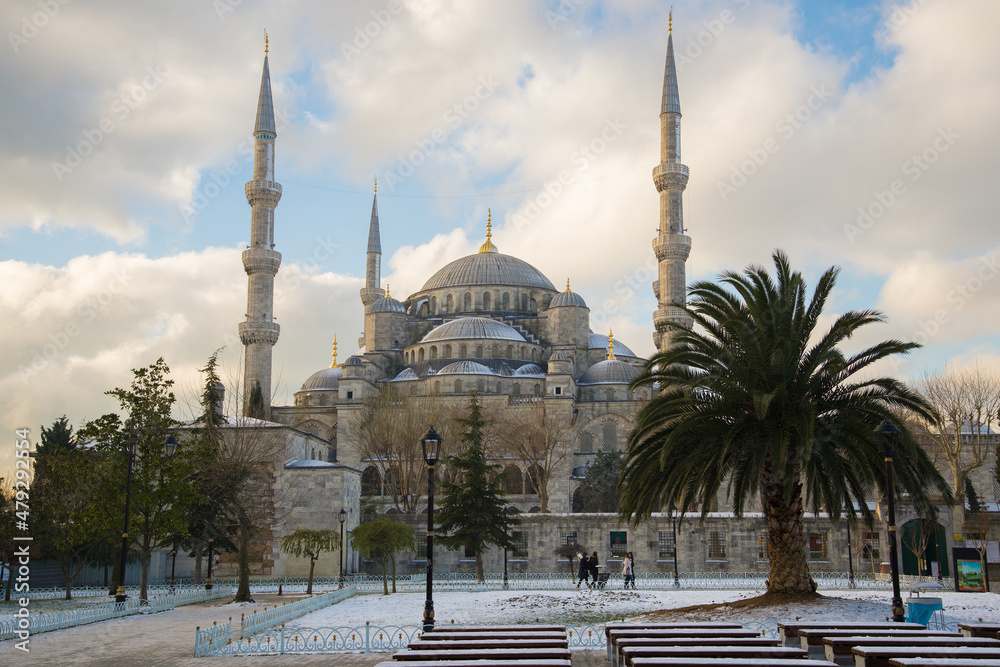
220 22 915 581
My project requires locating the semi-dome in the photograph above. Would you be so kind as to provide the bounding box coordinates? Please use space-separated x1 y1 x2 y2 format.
420 253 556 292
421 316 526 343
579 359 639 385
390 368 419 382
548 280 587 308
514 363 545 376
550 351 569 361
367 294 406 314
589 332 637 358
437 360 495 375
301 367 342 390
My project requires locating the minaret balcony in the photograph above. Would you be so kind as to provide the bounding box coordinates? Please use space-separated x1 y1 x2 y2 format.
652 280 659 300
654 306 693 330
242 247 282 275
239 320 281 346
245 179 283 207
652 234 692 261
652 163 689 192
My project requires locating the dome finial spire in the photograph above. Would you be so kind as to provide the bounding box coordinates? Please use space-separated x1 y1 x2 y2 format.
608 328 616 360
478 208 498 254
565 278 571 292
385 283 390 298
265 30 269 56
373 175 377 195
668 8 672 34
330 335 339 368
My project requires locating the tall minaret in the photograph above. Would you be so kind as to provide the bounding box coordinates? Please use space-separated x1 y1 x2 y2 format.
652 13 693 353
239 34 282 417
359 179 385 308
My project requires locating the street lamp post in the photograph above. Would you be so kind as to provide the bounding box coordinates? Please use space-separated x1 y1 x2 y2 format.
670 503 680 588
846 521 855 589
420 426 443 633
116 425 177 603
875 419 905 622
338 508 347 589
502 506 510 590
169 541 178 594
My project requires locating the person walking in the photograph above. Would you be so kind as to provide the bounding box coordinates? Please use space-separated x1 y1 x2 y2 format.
576 552 590 588
589 551 600 588
623 551 635 589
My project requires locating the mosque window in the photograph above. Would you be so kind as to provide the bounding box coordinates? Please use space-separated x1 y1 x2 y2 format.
460 344 467 358
444 344 452 358
419 349 425 362
602 421 618 450
476 346 483 359
520 346 526 360
513 382 521 394
579 433 594 452
521 294 528 311
454 380 463 393
464 292 472 310
491 344 499 358
433 381 440 394
476 379 485 393
533 383 541 395
530 298 537 313
346 391 354 399
419 302 428 317
430 346 437 360
483 292 491 310
361 466 382 496
502 292 510 310
506 345 513 358
554 386 563 395
446 294 454 312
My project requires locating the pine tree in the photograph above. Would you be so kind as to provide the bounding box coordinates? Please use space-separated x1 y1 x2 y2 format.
965 477 982 513
575 449 622 513
436 393 519 581
38 416 77 456
247 380 265 420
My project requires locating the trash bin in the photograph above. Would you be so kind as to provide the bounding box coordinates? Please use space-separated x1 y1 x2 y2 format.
905 596 943 626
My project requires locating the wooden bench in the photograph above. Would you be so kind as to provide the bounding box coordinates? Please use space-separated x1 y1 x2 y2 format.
801 631 962 657
628 658 837 667
417 632 568 642
605 623 746 660
376 661 572 667
391 647 572 662
607 628 763 663
890 660 1000 667
778 623 927 647
853 646 1000 667
613 637 782 667
824 636 995 665
959 625 1000 639
407 638 569 650
620 644 807 667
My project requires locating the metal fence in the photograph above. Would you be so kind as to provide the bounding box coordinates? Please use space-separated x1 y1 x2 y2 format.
19 580 201 600
241 586 357 636
1 586 234 641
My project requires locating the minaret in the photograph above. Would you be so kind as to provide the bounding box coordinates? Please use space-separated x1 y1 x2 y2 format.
360 179 385 308
652 12 693 353
239 34 282 418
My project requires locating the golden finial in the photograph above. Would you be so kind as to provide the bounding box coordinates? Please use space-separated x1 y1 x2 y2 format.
330 335 339 369
477 209 498 254
565 278 571 292
384 283 390 298
608 328 616 360
668 10 673 35
265 31 269 56
374 176 377 195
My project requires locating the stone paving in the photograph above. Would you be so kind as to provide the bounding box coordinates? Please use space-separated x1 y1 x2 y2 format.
2 595 609 665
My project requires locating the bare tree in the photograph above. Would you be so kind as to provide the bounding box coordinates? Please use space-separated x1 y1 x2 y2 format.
493 404 571 512
350 386 454 513
913 364 1000 505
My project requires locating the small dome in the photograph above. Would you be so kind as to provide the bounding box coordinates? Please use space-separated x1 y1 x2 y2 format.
391 368 419 382
301 367 343 390
514 363 545 376
367 294 406 314
343 356 364 367
437 360 495 375
421 317 526 343
589 332 637 358
550 351 568 361
579 359 638 385
549 289 587 309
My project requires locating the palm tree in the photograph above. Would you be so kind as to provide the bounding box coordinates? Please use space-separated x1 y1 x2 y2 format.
621 251 951 596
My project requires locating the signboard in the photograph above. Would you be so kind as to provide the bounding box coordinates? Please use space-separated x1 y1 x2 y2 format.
952 547 988 592
988 541 1000 563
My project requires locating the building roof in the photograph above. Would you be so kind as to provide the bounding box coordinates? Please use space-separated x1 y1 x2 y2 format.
366 294 406 314
419 252 556 292
254 55 276 135
662 29 680 115
579 359 639 385
548 287 587 308
390 368 420 382
589 332 637 358
421 316 526 343
301 366 343 390
437 360 496 375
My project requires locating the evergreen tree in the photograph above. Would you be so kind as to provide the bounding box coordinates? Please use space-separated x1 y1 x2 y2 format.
574 449 622 513
965 477 982 513
281 529 340 594
38 415 77 456
247 380 265 420
436 393 519 581
349 517 415 594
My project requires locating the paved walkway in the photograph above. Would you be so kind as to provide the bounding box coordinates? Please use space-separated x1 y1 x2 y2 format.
2 595 609 665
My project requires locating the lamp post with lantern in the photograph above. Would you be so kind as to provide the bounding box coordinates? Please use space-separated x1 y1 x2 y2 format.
338 507 347 588
420 427 442 633
875 419 905 622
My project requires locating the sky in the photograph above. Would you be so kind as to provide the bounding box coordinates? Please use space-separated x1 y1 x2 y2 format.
2 0 999 477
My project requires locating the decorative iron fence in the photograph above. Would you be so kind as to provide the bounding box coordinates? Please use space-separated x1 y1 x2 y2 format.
241 586 356 636
0 586 234 641
20 580 201 600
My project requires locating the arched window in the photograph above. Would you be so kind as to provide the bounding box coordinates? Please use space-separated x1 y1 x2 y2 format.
430 346 438 360
513 382 521 394
520 346 526 360
531 348 537 361
492 344 499 358
579 433 594 452
521 294 528 311
476 379 485 393
506 345 513 358
476 345 483 359
530 298 537 313
434 381 440 394
533 383 541 395
418 348 425 362
502 292 510 310
419 302 428 317
446 294 454 312
444 344 452 358
496 464 523 495
602 420 618 450
361 466 382 496
483 292 491 310
464 292 472 311
454 379 463 393
460 344 468 358
606 389 614 401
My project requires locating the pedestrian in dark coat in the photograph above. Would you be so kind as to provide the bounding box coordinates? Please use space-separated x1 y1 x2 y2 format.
576 553 590 588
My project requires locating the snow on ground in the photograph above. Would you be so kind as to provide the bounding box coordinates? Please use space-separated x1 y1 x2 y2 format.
288 588 1000 630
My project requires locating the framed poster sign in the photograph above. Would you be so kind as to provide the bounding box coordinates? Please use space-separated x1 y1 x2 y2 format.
953 547 988 592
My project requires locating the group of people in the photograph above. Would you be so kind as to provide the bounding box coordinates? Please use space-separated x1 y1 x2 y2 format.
576 551 636 589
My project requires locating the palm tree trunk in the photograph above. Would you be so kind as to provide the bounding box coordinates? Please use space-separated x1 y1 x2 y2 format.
762 467 816 595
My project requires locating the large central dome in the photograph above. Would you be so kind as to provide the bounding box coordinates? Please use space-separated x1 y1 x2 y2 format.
420 252 557 292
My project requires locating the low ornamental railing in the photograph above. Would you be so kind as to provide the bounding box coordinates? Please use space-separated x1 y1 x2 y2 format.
20 580 201 600
0 586 234 641
241 585 356 636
